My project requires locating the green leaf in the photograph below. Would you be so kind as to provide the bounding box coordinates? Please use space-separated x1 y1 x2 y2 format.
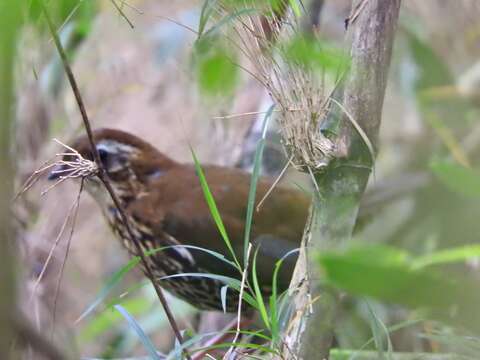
194 39 239 97
252 248 270 330
355 318 425 356
190 147 241 269
317 244 480 333
330 349 462 360
159 272 258 308
220 285 229 313
269 248 299 342
198 0 215 37
288 0 302 18
79 296 151 344
202 7 256 39
365 300 393 360
430 161 480 198
243 104 274 262
285 34 350 73
75 255 141 324
404 29 453 93
160 244 238 269
318 245 442 306
77 243 238 324
413 245 480 269
114 304 161 360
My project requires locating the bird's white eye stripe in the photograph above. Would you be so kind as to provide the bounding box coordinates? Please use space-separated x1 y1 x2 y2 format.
96 143 113 155
97 141 138 155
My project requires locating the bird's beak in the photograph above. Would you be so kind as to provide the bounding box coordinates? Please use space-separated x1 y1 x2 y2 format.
47 164 71 180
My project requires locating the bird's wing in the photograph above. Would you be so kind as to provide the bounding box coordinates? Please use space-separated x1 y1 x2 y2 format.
126 164 307 288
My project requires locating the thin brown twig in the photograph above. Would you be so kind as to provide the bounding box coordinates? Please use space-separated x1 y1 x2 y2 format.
345 0 370 29
110 0 134 29
212 108 302 120
38 1 190 357
114 0 199 35
13 158 57 202
155 14 199 35
120 0 144 15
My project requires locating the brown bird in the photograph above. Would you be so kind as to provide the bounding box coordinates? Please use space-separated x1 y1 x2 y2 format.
49 128 309 312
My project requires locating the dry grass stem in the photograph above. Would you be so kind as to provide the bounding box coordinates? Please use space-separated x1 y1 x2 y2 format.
14 158 57 201
29 198 78 303
212 108 301 120
110 0 135 29
346 0 370 28
213 2 343 172
120 0 144 15
50 138 98 179
19 138 96 303
224 243 252 360
16 138 98 202
256 155 293 212
329 97 376 162
51 179 84 337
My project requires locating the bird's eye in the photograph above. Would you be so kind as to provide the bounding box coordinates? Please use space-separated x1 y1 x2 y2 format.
98 148 109 166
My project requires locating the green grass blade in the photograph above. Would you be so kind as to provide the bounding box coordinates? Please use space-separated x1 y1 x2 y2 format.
354 318 424 356
317 244 480 333
198 0 215 37
203 7 256 39
77 244 238 324
160 272 258 308
365 300 393 360
75 256 141 324
430 161 480 198
413 244 480 269
165 329 271 360
152 244 238 269
114 304 162 360
252 247 270 330
289 0 302 17
220 285 229 313
190 147 241 269
79 296 151 344
243 104 275 263
269 248 299 341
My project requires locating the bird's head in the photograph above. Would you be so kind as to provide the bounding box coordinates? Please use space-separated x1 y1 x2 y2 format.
49 128 176 201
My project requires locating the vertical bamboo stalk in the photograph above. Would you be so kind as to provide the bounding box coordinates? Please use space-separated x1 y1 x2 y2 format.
283 1 402 358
